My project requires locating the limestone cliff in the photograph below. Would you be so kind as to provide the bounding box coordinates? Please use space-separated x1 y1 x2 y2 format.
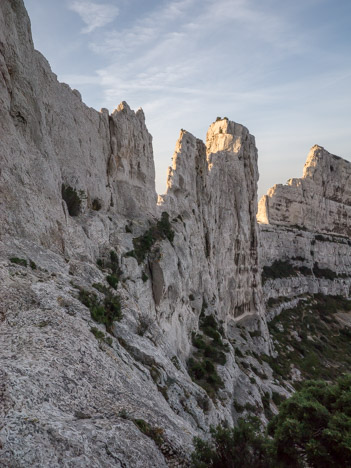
258 145 351 236
258 146 351 318
0 2 277 467
2 1 350 466
160 119 263 325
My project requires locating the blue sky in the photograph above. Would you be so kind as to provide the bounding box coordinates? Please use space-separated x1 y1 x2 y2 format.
23 0 351 198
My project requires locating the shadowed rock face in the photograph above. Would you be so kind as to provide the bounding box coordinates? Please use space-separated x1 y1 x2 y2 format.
0 2 274 467
0 0 156 255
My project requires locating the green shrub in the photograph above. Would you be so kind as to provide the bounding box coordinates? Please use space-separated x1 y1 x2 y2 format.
142 271 149 282
191 417 272 468
10 257 27 267
192 333 207 349
189 313 228 398
136 314 152 336
268 375 351 467
78 287 122 332
262 260 297 283
90 326 113 347
106 274 119 289
92 283 109 294
92 198 102 211
133 419 164 448
96 250 121 274
96 258 104 268
261 392 273 420
298 265 313 275
157 211 174 243
192 375 351 467
61 184 84 216
313 263 337 280
126 212 174 263
271 391 285 406
188 357 224 398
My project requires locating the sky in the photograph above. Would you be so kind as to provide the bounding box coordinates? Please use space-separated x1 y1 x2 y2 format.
23 0 351 199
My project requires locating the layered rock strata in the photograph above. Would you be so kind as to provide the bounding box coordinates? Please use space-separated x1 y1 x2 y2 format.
258 146 351 317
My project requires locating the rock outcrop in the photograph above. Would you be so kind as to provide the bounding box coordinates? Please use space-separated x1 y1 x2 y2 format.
2 1 350 466
0 2 276 467
258 146 351 318
160 119 264 326
258 145 351 236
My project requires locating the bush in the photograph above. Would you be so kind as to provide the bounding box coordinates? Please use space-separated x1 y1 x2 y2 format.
192 376 351 467
191 418 272 468
126 212 175 263
188 357 224 396
90 326 113 347
313 263 337 280
106 274 119 289
262 260 297 283
10 257 27 267
136 314 153 336
62 184 84 216
133 419 164 448
92 198 102 211
78 287 122 332
268 375 351 467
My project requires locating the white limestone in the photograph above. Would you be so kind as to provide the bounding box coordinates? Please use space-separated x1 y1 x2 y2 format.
259 147 351 316
0 2 274 466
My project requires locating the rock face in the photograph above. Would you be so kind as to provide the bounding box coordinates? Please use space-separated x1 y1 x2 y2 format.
0 0 156 256
0 2 276 467
2 1 351 466
160 119 264 325
258 146 351 317
258 145 351 236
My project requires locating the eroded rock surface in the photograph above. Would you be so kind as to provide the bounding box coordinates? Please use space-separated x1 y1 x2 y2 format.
0 2 275 466
259 146 351 318
258 145 351 236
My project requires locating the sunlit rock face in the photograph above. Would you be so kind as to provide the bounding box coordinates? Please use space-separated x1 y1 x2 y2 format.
258 145 351 236
160 119 265 328
0 2 275 466
258 146 351 318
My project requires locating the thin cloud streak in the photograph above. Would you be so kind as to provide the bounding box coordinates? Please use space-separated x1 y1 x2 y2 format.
68 1 119 33
58 0 351 195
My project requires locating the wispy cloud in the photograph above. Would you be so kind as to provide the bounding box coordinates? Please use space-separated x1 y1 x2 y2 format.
56 0 351 194
68 1 119 33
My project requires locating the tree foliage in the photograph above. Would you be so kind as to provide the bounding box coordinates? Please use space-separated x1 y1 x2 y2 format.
269 374 351 467
191 417 272 468
191 375 351 467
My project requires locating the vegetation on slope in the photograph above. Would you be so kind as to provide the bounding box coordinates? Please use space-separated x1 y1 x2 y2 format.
126 211 174 263
264 294 351 384
188 305 229 399
191 375 351 468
